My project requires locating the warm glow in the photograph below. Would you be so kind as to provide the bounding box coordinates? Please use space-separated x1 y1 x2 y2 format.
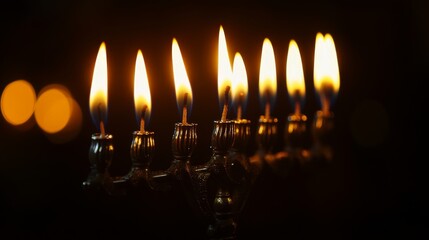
134 50 151 127
89 42 108 130
1 80 36 126
218 25 233 107
314 33 340 95
172 38 193 117
232 52 248 108
36 84 82 143
286 39 305 101
259 38 277 105
35 86 71 134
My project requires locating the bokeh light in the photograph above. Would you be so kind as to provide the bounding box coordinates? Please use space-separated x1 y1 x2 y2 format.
35 85 71 134
1 80 36 126
34 84 82 143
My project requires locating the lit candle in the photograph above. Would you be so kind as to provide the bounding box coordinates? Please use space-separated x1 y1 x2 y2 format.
171 38 197 161
231 52 251 152
172 38 193 124
286 39 305 116
259 38 277 120
89 42 108 137
134 49 152 133
231 52 248 121
85 42 114 191
314 33 340 116
218 25 232 122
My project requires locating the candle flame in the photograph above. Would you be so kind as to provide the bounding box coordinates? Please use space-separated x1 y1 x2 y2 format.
259 38 277 114
314 33 340 99
286 39 306 106
134 50 151 129
89 42 108 131
218 25 233 109
232 52 248 113
172 38 193 119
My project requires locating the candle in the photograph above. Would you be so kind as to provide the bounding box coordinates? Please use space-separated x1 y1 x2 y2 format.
314 33 340 116
134 49 152 133
231 52 248 121
172 38 193 124
286 39 305 116
218 25 233 122
259 38 277 120
89 42 108 137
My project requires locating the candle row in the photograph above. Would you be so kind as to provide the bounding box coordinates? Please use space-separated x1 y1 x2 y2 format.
89 25 340 134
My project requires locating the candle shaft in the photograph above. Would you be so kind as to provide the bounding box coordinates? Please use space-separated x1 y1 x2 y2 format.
140 118 145 133
182 93 188 124
320 81 334 116
182 106 188 124
221 105 228 122
139 105 148 133
100 121 105 137
221 86 231 122
322 96 330 116
97 103 106 137
237 105 242 121
264 90 271 119
236 92 244 121
264 101 270 119
293 90 302 116
294 100 301 116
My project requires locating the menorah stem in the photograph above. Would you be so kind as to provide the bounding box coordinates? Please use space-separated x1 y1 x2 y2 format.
227 120 258 216
207 188 237 240
184 121 235 216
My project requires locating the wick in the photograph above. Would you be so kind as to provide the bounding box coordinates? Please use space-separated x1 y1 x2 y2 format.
98 104 106 138
182 93 188 124
237 92 244 121
221 86 231 122
264 90 270 119
140 105 147 133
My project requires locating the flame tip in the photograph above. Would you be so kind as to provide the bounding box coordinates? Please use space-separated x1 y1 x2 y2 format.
289 40 298 48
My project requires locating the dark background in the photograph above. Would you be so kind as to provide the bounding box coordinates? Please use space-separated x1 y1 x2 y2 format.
0 0 427 239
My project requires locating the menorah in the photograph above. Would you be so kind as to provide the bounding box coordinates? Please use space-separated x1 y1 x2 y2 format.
82 26 340 240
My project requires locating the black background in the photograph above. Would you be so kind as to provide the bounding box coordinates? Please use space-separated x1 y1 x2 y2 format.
0 0 427 239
